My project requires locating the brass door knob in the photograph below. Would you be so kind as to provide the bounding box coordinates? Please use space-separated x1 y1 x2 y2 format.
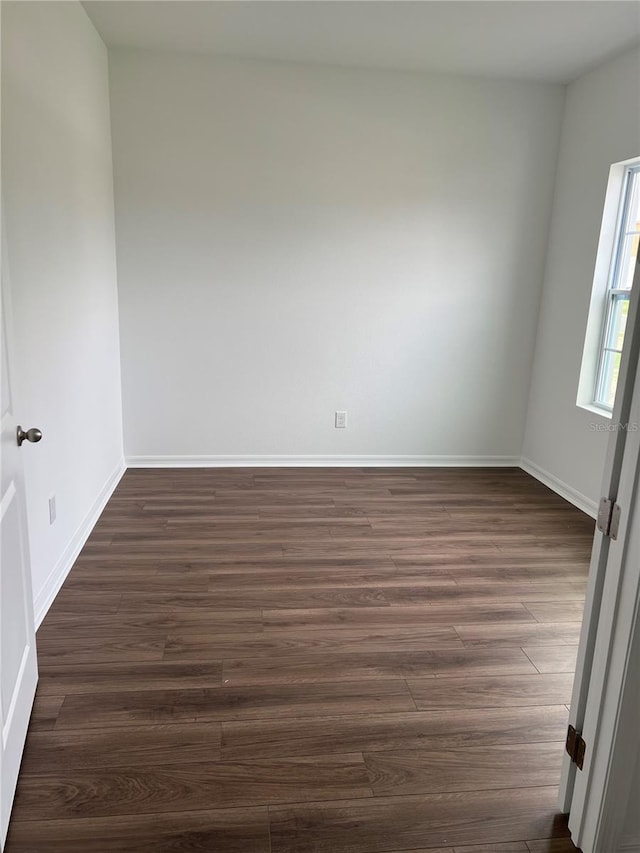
17 426 43 447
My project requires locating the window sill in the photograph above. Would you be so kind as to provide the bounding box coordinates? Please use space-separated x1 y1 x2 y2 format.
578 402 613 420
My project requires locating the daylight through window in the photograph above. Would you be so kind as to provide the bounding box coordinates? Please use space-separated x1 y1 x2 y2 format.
594 165 640 410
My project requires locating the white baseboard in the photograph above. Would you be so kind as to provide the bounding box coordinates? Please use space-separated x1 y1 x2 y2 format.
33 459 126 628
619 836 640 852
126 454 521 468
520 456 598 518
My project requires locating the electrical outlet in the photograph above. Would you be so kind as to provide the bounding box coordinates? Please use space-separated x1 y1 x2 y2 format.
48 496 56 525
335 411 347 429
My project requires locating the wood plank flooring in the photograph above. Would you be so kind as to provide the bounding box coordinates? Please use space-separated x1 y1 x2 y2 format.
6 467 593 853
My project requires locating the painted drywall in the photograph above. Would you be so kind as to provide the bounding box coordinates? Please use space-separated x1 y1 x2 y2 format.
522 46 640 512
108 49 564 462
2 1 124 620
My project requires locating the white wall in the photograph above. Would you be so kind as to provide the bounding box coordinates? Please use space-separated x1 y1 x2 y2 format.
522 47 640 514
2 1 124 622
109 49 564 464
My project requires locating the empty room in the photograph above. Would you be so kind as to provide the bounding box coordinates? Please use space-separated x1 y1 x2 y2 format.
1 1 640 851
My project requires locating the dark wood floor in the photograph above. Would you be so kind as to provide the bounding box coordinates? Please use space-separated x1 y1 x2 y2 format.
6 467 593 852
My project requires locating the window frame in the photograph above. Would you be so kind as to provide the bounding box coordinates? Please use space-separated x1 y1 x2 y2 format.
592 164 640 412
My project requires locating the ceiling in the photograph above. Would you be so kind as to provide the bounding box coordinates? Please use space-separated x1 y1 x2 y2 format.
83 1 640 84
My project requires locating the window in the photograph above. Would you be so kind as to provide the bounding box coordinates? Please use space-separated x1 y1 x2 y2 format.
593 165 640 411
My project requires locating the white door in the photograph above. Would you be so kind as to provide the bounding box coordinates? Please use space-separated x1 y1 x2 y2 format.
569 345 640 851
0 220 38 849
560 247 640 849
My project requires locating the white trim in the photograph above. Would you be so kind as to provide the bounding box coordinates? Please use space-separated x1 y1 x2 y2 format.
577 159 640 412
577 402 613 420
619 837 640 852
564 246 640 850
125 454 521 468
519 456 598 518
33 459 126 628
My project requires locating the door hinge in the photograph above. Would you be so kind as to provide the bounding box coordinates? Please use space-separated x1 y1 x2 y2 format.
566 724 586 770
597 497 622 540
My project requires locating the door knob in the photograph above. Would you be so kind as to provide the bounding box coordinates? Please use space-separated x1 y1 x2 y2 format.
17 426 43 447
